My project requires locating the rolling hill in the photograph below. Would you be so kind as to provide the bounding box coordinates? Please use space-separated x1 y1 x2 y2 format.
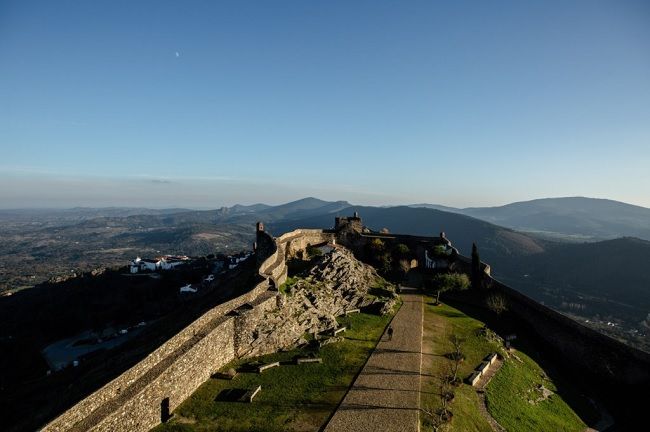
268 205 547 264
412 197 650 241
498 237 650 320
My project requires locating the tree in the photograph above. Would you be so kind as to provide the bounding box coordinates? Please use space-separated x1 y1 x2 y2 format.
398 259 411 275
447 335 464 384
486 293 508 316
431 273 470 304
438 379 453 424
369 238 385 254
393 243 410 257
380 253 392 274
471 242 482 290
431 244 447 257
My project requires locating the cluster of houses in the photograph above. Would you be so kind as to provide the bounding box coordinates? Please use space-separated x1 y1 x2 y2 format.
226 251 252 270
178 251 253 295
129 255 190 273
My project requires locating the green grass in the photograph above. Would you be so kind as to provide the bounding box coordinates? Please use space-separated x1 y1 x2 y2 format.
278 276 298 295
421 298 498 432
421 299 593 432
151 310 396 432
485 349 588 432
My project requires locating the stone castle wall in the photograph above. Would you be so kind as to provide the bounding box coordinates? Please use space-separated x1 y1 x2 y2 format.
454 253 650 385
450 253 650 421
43 213 649 430
42 228 330 432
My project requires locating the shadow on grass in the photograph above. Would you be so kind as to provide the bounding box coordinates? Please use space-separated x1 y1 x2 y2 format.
215 388 247 402
344 336 376 342
369 287 394 298
443 298 603 428
433 309 467 319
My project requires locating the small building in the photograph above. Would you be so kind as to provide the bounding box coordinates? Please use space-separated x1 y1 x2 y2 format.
424 248 451 270
179 284 197 294
158 258 185 270
130 257 159 273
129 255 190 273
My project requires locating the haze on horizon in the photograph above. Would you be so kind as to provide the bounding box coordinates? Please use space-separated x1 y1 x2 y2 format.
1 1 649 209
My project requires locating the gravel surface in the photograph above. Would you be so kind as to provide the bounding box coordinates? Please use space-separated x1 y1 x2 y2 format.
325 292 423 432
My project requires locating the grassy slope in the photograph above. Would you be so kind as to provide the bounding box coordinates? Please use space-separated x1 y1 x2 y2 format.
152 310 395 432
421 298 496 432
421 299 590 432
486 349 588 432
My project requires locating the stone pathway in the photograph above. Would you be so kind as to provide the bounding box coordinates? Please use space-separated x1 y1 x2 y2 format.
325 290 423 432
475 358 506 432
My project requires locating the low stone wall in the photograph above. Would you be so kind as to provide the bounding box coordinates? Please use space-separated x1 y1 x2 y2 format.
42 228 329 432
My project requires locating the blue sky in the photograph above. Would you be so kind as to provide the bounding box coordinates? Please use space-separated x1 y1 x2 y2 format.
1 0 649 208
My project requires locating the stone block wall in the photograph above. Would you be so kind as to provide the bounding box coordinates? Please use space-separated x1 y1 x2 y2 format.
42 227 330 432
490 277 650 386
448 253 650 423
91 317 235 432
234 292 279 358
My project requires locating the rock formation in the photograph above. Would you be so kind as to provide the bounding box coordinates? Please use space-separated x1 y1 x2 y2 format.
239 247 397 357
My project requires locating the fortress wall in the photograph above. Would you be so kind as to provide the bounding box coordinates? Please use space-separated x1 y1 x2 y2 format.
234 293 280 358
92 317 235 432
453 254 650 389
491 278 650 386
43 277 271 432
43 228 327 432
280 230 335 260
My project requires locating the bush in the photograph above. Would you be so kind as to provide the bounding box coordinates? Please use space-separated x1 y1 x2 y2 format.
486 293 508 316
430 273 470 303
306 246 323 258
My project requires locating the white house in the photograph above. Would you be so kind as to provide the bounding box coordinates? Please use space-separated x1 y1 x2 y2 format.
179 284 197 294
158 258 185 270
140 259 159 271
130 255 190 273
130 257 157 273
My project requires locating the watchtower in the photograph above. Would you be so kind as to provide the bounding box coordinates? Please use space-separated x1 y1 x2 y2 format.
334 212 363 233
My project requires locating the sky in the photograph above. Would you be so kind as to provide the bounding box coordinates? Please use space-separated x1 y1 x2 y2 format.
1 0 649 209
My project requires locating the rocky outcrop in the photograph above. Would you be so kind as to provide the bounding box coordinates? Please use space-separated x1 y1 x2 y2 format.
239 247 396 357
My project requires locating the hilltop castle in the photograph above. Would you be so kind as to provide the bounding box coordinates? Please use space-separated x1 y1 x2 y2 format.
43 213 650 432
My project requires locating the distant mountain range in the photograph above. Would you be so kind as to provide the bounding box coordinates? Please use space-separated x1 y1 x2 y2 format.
268 205 546 261
2 196 650 350
410 197 650 242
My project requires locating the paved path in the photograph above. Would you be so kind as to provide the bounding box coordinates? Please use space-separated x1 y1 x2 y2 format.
325 291 423 432
475 358 506 432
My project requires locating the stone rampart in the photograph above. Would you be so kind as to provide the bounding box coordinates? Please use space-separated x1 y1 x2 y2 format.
91 316 235 432
42 227 330 432
449 253 650 423
490 276 650 386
